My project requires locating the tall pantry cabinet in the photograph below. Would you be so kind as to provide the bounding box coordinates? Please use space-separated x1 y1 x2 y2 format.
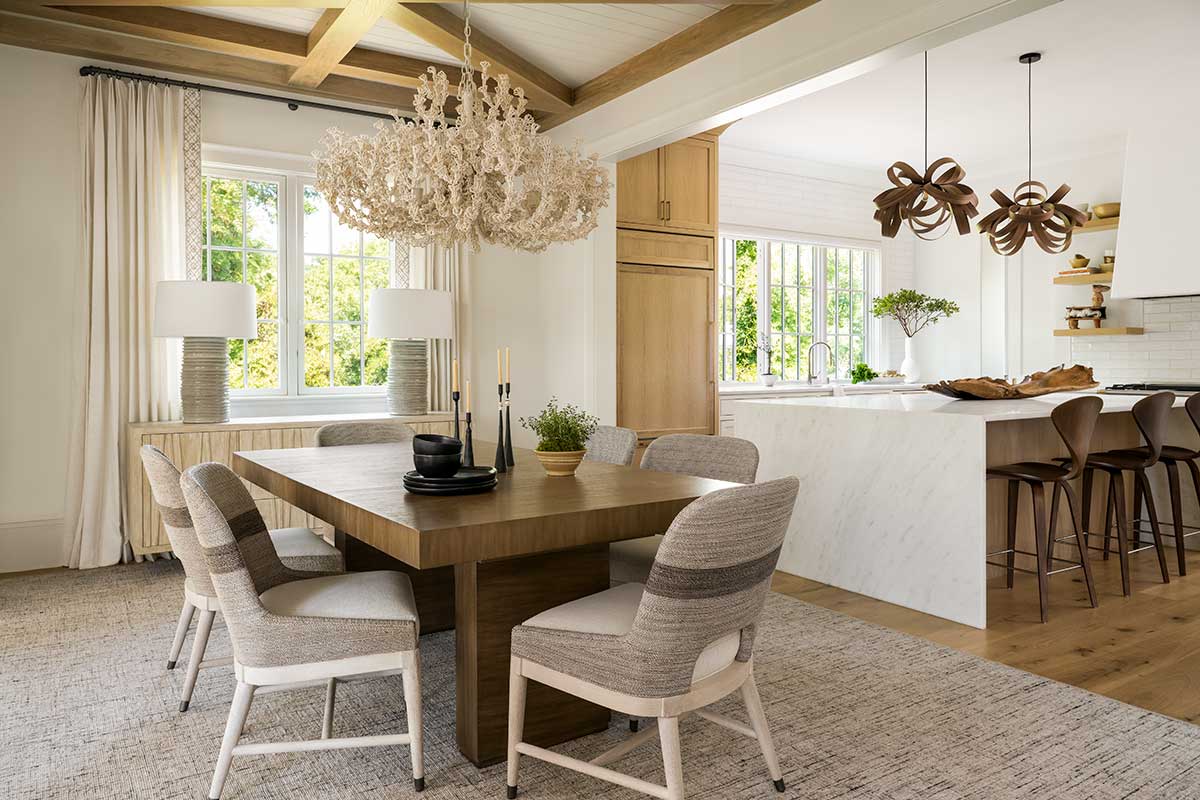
615 129 725 455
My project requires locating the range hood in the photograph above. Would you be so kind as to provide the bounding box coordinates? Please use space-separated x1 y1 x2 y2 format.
1111 40 1200 299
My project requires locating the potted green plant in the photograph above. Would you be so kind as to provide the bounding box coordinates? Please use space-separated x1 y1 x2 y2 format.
520 397 599 477
871 289 960 383
849 363 879 384
757 334 777 387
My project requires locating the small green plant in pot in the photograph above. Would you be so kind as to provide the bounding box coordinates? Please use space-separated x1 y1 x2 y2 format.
520 397 599 477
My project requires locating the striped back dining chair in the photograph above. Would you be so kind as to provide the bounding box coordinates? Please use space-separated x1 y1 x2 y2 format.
139 445 343 712
583 425 638 466
181 462 426 799
507 476 800 800
314 420 416 447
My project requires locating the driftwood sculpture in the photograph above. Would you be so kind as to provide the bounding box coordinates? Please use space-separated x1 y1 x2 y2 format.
925 364 1099 400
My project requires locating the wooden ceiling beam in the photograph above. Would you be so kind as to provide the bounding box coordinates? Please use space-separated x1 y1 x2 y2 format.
0 9 416 109
384 3 573 113
540 0 822 130
289 0 387 88
44 0 779 4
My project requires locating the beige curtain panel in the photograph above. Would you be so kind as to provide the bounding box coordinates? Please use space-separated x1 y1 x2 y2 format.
64 76 195 569
411 244 469 413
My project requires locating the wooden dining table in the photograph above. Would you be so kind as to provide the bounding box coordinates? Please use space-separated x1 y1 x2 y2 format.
232 440 735 766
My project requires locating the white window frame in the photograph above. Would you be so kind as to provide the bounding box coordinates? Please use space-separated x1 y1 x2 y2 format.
718 228 882 385
202 149 394 416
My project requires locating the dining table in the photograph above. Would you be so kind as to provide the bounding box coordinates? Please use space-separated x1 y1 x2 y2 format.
232 440 735 766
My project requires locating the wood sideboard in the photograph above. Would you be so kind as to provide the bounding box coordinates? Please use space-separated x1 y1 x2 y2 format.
125 412 454 557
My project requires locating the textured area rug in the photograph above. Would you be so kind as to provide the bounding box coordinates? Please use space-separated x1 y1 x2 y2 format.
3 562 1200 799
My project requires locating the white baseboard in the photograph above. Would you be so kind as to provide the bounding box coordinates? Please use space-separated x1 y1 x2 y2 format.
0 518 66 573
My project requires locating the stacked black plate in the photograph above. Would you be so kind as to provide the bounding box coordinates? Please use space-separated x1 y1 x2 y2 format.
403 466 498 496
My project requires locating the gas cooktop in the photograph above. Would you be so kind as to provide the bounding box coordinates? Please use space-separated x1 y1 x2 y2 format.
1105 382 1200 394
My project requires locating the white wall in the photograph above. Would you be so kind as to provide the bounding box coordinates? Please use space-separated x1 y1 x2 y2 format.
913 148 1126 382
718 146 915 372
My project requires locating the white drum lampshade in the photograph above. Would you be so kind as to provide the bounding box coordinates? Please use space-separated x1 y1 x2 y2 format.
154 280 257 424
368 289 454 416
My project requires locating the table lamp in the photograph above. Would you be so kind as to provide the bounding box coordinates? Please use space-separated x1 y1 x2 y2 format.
367 289 454 416
154 280 257 424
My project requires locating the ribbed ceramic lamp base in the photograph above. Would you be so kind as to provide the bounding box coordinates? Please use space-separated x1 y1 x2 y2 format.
181 336 230 424
387 339 428 416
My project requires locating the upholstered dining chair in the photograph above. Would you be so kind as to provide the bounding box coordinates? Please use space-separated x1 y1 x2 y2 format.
506 477 800 800
584 425 638 466
610 434 760 585
314 419 417 447
139 445 343 712
180 462 425 799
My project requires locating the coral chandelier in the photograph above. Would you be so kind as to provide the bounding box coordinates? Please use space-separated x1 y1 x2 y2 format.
315 1 609 252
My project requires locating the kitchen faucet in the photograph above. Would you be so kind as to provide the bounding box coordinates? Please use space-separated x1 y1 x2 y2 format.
806 341 832 385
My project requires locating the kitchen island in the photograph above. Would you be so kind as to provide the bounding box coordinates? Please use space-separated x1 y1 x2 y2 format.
735 392 1199 628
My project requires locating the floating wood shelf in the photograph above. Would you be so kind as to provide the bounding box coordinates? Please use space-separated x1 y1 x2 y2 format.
1074 216 1119 233
1054 326 1143 337
1054 272 1114 285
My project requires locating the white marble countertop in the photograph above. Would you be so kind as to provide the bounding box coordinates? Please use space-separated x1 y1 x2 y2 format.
734 390 1190 422
719 382 923 398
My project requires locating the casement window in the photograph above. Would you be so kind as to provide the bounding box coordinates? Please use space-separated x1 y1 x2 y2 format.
717 234 880 383
200 165 397 401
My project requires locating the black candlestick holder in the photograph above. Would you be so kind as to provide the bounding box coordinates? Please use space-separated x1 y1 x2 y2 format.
503 382 514 467
452 390 461 441
494 385 507 473
463 411 474 467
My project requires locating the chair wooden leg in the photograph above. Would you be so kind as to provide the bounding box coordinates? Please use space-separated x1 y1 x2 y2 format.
1030 482 1050 623
401 650 425 792
1165 461 1187 576
180 608 216 712
321 679 336 739
1048 481 1063 568
1005 480 1019 589
1081 467 1094 551
1111 474 1132 596
740 672 785 793
1103 477 1115 561
506 657 527 799
658 715 685 800
1062 482 1098 608
208 681 255 800
1136 470 1170 584
1132 471 1144 549
167 599 195 670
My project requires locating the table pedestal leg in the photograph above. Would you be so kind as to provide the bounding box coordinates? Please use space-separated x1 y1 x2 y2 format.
454 544 611 767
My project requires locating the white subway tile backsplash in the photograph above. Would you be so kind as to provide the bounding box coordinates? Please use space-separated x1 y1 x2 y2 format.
1072 297 1200 385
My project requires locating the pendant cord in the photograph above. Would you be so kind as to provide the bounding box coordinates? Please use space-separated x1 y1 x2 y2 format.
923 51 928 173
1027 56 1032 186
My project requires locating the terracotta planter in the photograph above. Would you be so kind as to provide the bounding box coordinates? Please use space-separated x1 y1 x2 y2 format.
534 449 586 477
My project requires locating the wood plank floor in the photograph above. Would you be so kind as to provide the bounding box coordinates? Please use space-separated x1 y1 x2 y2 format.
772 540 1200 723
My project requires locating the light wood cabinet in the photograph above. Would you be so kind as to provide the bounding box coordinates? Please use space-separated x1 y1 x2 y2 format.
616 135 717 235
124 412 453 556
617 263 715 439
617 229 713 270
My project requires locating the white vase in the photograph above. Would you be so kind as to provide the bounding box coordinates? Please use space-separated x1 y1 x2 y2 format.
901 337 920 384
759 373 778 387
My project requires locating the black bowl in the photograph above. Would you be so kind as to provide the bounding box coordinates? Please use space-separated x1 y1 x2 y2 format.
413 452 462 479
413 434 463 456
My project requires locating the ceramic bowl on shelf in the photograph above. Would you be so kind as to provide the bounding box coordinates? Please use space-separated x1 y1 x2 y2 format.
413 433 462 456
1069 254 1091 269
1092 202 1121 219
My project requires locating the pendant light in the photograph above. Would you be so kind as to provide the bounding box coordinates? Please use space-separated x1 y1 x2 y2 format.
977 52 1087 255
873 51 979 240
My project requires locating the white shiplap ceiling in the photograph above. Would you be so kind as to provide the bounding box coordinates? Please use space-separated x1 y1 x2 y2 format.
190 4 724 87
722 0 1195 174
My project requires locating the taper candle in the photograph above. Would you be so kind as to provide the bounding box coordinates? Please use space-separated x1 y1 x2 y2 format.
505 347 511 384
497 348 502 385
465 379 471 413
452 359 458 392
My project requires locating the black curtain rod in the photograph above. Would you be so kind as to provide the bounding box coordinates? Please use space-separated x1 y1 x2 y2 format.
79 65 405 121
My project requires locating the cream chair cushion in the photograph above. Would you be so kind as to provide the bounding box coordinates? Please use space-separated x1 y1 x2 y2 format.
267 527 344 572
609 535 664 585
523 582 740 684
260 571 419 628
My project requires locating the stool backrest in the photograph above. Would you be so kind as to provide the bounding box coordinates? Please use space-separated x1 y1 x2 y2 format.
583 425 638 466
315 420 416 447
641 433 759 484
1187 393 1200 437
1051 396 1103 480
624 477 798 698
140 445 213 596
1132 391 1175 466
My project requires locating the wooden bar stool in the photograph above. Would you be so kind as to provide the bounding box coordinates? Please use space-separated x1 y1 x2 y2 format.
986 395 1100 623
1129 393 1200 575
1078 391 1175 595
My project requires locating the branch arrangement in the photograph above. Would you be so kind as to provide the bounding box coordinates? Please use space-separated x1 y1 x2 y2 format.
871 289 960 338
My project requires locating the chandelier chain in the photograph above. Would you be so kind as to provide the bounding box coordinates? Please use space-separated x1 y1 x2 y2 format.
461 0 473 76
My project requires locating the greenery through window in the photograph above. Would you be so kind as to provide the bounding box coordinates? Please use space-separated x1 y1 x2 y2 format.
719 235 878 382
201 166 395 397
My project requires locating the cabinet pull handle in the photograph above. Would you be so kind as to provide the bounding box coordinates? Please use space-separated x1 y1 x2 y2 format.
665 200 671 220
659 200 665 220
